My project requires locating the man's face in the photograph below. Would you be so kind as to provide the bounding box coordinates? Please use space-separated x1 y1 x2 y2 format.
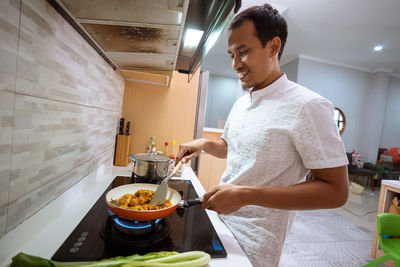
228 20 275 91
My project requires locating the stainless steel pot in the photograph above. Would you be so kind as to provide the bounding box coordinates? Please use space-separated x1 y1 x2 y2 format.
131 152 171 183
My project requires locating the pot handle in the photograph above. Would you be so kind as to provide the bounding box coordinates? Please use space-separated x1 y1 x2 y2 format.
128 155 135 165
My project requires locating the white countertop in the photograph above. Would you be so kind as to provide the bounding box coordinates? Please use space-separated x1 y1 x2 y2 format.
203 127 224 133
382 179 400 190
0 165 251 267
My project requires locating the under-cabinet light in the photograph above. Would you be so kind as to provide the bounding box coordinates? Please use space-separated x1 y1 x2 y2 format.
183 29 204 49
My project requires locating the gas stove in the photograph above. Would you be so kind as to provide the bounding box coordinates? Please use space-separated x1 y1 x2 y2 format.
51 176 227 262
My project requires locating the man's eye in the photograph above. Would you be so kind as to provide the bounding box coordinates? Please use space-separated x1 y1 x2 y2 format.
240 50 249 55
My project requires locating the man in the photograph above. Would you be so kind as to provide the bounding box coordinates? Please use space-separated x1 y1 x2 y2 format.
175 4 349 266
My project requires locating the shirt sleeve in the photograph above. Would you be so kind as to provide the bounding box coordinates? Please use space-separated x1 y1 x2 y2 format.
221 102 234 143
292 97 349 169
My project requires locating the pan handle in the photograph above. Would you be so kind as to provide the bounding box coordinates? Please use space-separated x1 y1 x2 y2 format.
180 198 202 207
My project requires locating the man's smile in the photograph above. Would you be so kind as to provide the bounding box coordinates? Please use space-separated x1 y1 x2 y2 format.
238 70 249 80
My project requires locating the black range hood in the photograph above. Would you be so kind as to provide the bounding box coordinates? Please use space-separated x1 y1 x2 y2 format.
176 0 241 78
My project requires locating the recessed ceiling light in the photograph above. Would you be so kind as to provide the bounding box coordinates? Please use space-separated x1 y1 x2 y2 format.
374 45 383 52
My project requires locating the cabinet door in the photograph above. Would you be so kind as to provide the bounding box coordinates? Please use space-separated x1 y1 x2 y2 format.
198 152 226 191
209 156 226 189
197 131 226 191
198 152 212 190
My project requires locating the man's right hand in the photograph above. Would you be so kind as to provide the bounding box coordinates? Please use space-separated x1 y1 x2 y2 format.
175 138 206 164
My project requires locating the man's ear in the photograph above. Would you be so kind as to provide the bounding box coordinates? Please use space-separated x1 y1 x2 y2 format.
270 37 281 57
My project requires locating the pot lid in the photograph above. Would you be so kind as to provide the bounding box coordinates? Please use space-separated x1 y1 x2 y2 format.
135 153 170 162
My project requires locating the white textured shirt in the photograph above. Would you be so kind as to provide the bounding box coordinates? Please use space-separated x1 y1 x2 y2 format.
219 74 348 267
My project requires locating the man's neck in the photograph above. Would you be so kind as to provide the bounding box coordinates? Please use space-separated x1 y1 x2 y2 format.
252 70 283 91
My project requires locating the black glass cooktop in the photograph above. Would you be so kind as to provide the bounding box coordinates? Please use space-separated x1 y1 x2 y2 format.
51 176 227 262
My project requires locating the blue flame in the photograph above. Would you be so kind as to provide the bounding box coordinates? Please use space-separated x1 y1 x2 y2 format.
114 218 162 229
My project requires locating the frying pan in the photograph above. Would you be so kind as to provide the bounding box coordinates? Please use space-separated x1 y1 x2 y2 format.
106 183 200 221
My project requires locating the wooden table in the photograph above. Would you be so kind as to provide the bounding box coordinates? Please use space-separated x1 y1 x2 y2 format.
371 180 400 266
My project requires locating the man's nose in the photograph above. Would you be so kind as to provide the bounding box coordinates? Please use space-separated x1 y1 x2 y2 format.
232 55 243 71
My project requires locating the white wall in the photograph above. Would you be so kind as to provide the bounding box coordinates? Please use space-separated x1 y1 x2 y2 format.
294 58 394 162
358 73 389 162
204 74 240 128
380 77 400 148
281 58 299 82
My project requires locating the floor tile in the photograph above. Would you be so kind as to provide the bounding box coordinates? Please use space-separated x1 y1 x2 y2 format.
280 187 382 266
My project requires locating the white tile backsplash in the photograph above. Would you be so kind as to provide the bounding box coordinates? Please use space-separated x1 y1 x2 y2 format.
0 0 125 237
0 0 20 93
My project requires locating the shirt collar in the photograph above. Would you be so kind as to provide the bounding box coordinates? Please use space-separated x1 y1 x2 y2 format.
250 73 287 103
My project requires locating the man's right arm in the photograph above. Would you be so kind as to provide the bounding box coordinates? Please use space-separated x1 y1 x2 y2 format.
176 138 227 164
203 138 227 158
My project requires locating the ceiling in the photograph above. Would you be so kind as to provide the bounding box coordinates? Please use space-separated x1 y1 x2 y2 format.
202 0 400 78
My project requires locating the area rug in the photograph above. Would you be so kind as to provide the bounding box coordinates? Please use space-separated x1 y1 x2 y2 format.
342 191 378 217
279 209 382 267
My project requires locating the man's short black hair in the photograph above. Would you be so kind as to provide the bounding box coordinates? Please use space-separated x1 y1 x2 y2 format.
228 4 288 60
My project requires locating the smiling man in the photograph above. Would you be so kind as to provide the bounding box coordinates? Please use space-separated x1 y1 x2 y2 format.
176 4 349 266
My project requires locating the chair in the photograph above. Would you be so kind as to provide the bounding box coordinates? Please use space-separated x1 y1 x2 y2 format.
363 213 400 267
346 152 377 191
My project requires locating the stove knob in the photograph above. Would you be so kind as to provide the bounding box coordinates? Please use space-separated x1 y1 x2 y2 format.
74 241 83 247
176 206 185 217
80 232 88 237
70 247 79 253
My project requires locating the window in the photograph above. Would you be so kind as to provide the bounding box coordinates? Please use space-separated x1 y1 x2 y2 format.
334 107 346 135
